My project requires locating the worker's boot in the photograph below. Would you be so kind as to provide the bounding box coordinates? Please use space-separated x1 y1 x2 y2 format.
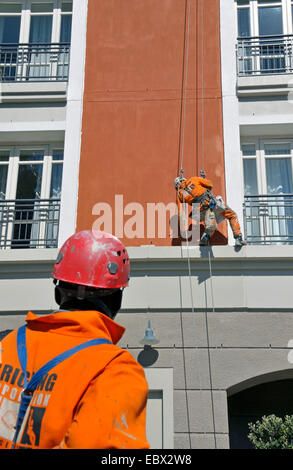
234 234 246 247
200 232 210 246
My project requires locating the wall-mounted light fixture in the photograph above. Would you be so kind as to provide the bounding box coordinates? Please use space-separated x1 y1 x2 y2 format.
139 320 159 346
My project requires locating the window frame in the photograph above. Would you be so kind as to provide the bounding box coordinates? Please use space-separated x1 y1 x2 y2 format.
0 0 72 44
144 368 174 449
235 0 293 37
0 144 64 201
241 137 293 195
241 137 293 244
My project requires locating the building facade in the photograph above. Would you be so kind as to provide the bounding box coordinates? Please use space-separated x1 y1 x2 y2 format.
0 0 293 449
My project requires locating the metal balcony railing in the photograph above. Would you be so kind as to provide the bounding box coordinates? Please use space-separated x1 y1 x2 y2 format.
244 194 293 245
237 34 293 76
0 199 61 249
0 43 70 82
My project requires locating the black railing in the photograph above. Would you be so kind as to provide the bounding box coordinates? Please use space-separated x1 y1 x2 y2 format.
237 34 293 75
0 43 70 82
0 199 60 249
244 194 293 245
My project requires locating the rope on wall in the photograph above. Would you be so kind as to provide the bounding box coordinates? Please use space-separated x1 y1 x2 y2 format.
200 0 217 449
177 0 218 450
178 0 193 450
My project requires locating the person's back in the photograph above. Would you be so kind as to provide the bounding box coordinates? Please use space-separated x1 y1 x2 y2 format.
0 231 150 449
177 176 213 205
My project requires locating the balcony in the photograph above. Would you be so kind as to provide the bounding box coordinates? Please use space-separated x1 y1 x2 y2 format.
0 43 70 103
244 195 293 245
236 35 293 77
236 35 293 99
0 43 70 82
0 199 60 249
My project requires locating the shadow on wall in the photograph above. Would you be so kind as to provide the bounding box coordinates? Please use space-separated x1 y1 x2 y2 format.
170 215 228 246
137 345 159 367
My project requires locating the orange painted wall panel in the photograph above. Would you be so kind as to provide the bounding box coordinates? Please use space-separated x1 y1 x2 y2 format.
76 0 227 246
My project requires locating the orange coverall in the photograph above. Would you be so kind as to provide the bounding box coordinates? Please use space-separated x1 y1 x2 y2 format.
177 176 241 237
0 310 149 449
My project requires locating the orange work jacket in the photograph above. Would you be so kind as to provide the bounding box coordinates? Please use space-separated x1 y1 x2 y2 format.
0 310 150 449
177 176 213 215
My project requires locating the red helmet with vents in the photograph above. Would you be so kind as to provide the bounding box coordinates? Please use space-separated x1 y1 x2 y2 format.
52 230 130 289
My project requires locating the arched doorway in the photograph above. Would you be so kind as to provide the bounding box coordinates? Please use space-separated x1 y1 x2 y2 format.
228 378 293 449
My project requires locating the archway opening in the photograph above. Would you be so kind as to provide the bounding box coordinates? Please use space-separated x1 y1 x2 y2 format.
228 379 293 449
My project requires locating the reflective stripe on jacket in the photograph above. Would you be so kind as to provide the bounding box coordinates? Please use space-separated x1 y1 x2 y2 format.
0 310 149 449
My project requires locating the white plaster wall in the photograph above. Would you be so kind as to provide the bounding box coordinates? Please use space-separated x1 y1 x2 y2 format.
58 0 88 247
1 245 293 450
0 106 66 124
220 0 243 244
0 246 292 313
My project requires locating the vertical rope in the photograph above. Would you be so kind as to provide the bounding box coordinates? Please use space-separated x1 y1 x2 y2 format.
178 197 193 450
177 0 188 176
207 248 217 449
200 0 217 449
201 0 205 172
178 0 192 176
177 0 218 450
177 0 193 449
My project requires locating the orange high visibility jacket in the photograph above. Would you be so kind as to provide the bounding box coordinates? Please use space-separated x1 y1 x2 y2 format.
177 176 213 215
0 310 150 449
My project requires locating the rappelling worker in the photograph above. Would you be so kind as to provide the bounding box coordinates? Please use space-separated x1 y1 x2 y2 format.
0 230 150 449
174 172 246 247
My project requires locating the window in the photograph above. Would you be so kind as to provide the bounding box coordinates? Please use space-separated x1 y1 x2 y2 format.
60 3 72 42
0 1 72 81
1 146 63 201
238 3 251 37
0 145 63 248
236 1 293 74
258 3 283 36
0 1 72 44
0 15 21 43
236 1 287 37
242 139 293 244
242 140 293 195
243 159 259 196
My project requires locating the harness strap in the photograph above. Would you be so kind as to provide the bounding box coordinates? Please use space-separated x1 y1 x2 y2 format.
195 191 211 205
12 325 112 448
17 324 28 389
190 191 213 210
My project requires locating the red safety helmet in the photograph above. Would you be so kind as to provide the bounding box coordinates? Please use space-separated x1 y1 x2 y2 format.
52 230 130 289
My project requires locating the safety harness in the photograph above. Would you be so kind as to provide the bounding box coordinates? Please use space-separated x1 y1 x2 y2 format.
12 325 112 449
181 186 216 211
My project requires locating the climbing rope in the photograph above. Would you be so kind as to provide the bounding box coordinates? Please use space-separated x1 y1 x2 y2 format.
207 247 217 449
177 0 218 450
200 0 217 448
178 0 192 179
200 0 205 172
177 0 193 450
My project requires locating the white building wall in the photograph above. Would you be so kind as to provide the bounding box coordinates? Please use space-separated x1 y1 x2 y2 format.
220 0 243 244
0 246 293 449
58 0 88 247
